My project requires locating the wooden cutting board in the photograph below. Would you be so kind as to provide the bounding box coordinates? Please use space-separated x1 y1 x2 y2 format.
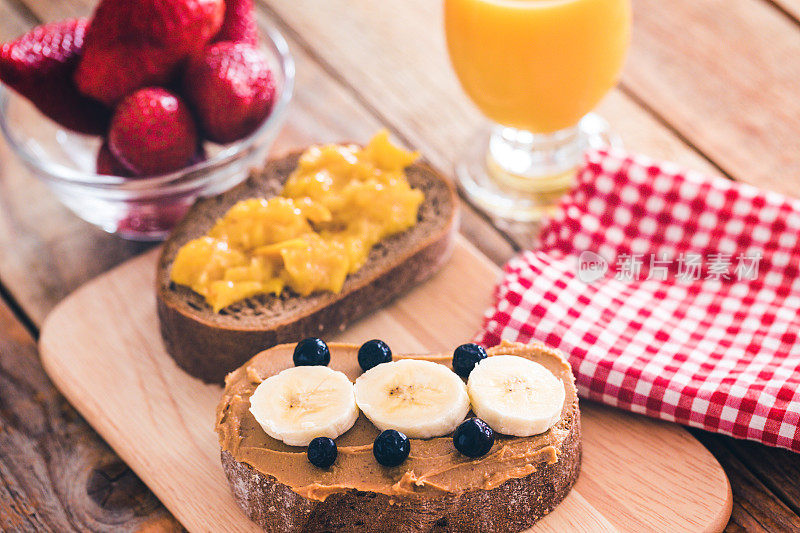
39 237 732 532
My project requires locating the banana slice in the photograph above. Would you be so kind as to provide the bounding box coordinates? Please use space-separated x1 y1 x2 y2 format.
249 366 358 446
467 355 565 437
354 359 470 439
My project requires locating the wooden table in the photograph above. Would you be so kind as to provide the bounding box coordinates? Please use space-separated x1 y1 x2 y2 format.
1 0 798 531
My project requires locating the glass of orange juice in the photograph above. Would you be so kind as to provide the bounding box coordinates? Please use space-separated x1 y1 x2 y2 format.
445 0 631 221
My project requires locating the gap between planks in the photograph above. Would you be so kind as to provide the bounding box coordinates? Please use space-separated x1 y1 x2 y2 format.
252 0 722 249
4 0 800 528
252 6 524 254
766 0 800 26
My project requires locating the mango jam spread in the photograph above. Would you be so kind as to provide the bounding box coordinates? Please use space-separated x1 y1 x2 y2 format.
170 131 425 312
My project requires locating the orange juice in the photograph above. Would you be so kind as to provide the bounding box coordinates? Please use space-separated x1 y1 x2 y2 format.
445 0 631 134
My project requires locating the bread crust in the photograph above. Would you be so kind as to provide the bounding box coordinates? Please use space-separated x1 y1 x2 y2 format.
221 399 581 533
156 150 459 383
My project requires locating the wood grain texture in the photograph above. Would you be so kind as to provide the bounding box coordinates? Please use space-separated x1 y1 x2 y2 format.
720 436 800 521
0 2 177 529
624 0 800 198
238 7 800 527
769 0 800 22
0 298 180 532
255 0 728 247
39 242 732 533
0 0 500 530
0 0 153 326
256 0 721 176
0 0 796 530
0 0 515 327
693 431 800 532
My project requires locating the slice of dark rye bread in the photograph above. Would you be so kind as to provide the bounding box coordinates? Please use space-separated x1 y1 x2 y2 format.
221 413 580 533
218 342 581 533
156 149 459 384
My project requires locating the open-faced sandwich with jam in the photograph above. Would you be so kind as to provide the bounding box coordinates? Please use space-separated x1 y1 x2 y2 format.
216 339 581 532
156 131 458 383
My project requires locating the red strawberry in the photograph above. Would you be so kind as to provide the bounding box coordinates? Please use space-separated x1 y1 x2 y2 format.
214 0 259 45
96 141 135 176
108 88 199 176
118 200 191 238
98 139 206 177
75 0 225 106
0 18 109 134
188 145 209 166
183 42 276 144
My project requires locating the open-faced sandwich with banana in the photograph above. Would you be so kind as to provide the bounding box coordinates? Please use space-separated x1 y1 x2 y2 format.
157 131 459 383
216 339 581 532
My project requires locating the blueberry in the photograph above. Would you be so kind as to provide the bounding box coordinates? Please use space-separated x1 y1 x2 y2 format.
373 429 410 467
452 343 487 378
307 437 337 468
453 418 495 458
293 338 330 366
358 339 392 372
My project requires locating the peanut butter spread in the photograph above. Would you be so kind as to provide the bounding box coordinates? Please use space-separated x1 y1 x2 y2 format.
215 340 578 502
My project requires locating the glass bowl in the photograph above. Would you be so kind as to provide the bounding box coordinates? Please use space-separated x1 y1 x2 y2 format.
0 23 294 241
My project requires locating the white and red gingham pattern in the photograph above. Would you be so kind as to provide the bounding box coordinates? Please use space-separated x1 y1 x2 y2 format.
477 148 800 452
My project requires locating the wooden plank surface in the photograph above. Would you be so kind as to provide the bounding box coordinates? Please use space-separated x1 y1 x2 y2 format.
624 0 800 196
39 243 732 533
255 0 725 245
0 298 180 531
771 0 800 20
0 2 177 530
0 0 798 530
693 431 800 532
0 13 508 329
0 0 514 529
257 0 721 176
0 0 516 327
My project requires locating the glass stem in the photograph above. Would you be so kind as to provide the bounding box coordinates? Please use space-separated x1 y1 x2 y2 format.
487 124 587 189
454 114 618 223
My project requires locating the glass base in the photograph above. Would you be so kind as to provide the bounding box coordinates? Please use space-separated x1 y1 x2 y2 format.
455 113 619 222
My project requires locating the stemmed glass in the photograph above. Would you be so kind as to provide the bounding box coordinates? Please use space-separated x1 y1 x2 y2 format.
444 0 632 221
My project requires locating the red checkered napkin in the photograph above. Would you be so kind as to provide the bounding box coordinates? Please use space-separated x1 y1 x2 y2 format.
477 148 800 452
